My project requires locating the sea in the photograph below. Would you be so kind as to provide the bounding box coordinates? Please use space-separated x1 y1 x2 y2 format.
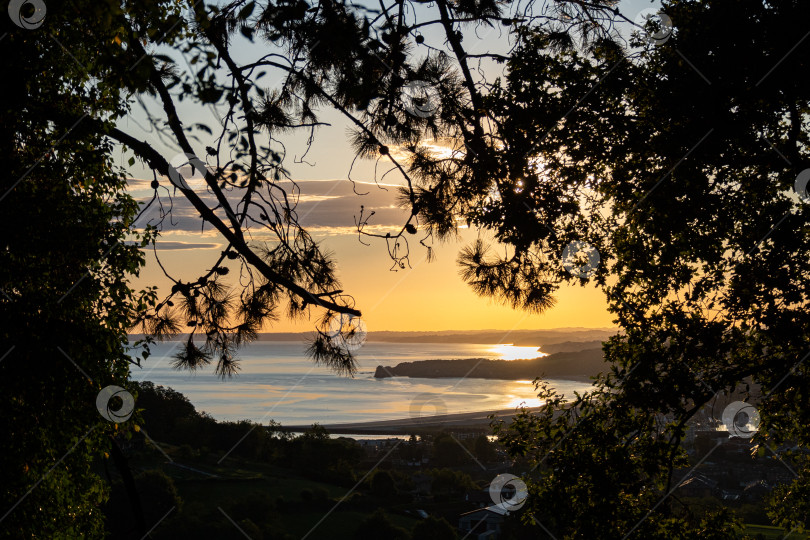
129 341 594 429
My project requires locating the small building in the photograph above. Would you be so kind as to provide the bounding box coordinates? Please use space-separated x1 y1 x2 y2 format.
458 506 507 539
676 474 718 498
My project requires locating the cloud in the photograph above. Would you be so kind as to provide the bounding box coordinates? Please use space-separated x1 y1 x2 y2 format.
129 178 412 236
149 241 221 250
387 138 465 162
125 176 156 193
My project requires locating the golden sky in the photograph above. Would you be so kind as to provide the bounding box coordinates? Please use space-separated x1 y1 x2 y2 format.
117 0 663 334
130 175 614 333
123 37 623 334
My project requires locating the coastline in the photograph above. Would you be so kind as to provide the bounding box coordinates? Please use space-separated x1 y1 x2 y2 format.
133 341 598 427
374 348 605 382
280 405 549 435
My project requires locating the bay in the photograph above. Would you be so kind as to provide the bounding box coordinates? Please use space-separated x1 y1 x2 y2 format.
130 341 594 426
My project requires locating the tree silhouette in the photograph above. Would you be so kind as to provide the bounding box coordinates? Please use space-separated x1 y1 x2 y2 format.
1 1 155 536
476 1 810 536
2 0 626 536
12 0 807 537
411 515 458 540
23 0 626 377
353 509 410 540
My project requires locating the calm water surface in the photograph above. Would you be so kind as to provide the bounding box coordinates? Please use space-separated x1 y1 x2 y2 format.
130 341 593 426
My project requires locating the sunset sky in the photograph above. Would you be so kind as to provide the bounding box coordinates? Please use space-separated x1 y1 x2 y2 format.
126 152 615 333
120 0 657 333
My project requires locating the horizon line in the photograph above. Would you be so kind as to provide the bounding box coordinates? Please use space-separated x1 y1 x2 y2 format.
128 326 618 336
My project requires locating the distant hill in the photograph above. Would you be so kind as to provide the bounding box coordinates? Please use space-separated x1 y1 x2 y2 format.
539 340 606 354
130 328 616 348
374 348 607 382
355 329 615 347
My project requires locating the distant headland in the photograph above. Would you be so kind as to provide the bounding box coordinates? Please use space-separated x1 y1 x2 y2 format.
373 348 606 382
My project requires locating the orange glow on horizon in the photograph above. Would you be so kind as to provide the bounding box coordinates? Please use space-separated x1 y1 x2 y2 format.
133 225 614 333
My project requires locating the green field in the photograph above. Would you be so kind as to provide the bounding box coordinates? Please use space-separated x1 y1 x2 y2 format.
743 524 807 539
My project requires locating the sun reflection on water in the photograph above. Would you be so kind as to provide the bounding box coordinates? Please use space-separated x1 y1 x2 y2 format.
505 397 545 408
489 344 547 361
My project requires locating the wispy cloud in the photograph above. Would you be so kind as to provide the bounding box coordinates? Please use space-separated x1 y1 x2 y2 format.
129 178 410 235
149 241 220 250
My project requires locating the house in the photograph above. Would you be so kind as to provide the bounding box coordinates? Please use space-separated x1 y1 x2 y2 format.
676 474 718 498
357 438 400 457
458 506 507 539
